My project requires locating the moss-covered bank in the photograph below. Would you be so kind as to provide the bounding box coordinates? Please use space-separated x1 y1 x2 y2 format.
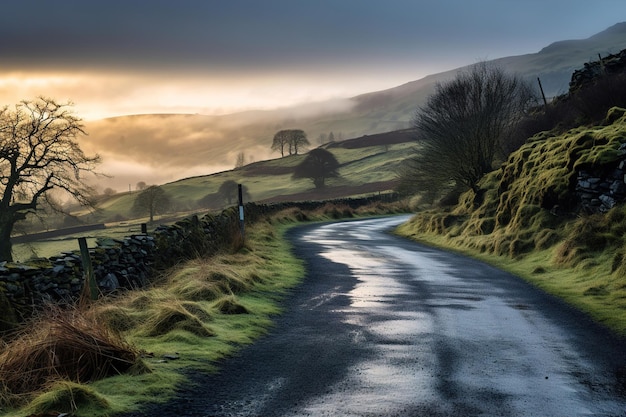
397 107 626 334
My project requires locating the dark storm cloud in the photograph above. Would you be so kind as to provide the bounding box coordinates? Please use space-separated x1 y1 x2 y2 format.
2 0 623 191
3 0 623 74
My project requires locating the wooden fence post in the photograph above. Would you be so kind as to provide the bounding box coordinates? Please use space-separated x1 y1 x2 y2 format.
238 184 245 242
78 237 98 301
537 77 548 109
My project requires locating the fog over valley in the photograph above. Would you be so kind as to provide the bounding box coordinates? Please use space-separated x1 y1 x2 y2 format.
1 1 625 191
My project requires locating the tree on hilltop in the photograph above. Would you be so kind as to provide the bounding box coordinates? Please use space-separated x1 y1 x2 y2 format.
292 148 340 189
0 97 100 261
271 129 310 157
235 152 246 169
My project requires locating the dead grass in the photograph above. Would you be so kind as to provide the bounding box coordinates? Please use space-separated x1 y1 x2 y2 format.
0 306 141 407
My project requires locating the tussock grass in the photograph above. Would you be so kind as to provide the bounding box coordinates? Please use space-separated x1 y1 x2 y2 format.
213 295 250 315
0 306 141 408
20 381 110 416
139 301 215 338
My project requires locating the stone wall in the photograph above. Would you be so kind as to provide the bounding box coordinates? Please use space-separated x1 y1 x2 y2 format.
569 49 626 91
576 144 626 213
0 195 397 324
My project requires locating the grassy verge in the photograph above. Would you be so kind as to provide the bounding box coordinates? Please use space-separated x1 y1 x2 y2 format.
0 201 410 417
1 216 304 417
395 218 626 335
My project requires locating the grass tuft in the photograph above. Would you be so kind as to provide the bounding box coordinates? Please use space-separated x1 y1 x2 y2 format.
140 302 215 337
0 306 140 407
213 296 250 315
22 381 110 416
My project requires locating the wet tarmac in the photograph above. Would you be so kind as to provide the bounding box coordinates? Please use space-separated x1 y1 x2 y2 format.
123 215 626 416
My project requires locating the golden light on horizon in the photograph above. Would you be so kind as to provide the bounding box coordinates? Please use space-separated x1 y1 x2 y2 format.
0 68 425 121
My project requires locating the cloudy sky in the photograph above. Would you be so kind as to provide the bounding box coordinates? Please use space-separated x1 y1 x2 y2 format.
1 0 624 120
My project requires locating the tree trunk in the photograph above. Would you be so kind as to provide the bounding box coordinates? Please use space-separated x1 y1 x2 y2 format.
0 212 16 262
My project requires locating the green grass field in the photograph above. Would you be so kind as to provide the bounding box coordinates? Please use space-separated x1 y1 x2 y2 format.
13 132 413 237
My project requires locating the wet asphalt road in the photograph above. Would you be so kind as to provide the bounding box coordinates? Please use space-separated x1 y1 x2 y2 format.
125 215 626 416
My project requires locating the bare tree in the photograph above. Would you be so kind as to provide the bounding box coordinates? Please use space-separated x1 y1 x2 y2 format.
402 62 536 197
292 148 340 189
289 129 309 155
0 97 100 261
271 130 291 157
235 151 246 168
132 185 170 223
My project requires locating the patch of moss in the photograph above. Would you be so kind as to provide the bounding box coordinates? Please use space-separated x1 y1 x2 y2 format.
22 381 110 416
407 107 626 258
398 107 626 334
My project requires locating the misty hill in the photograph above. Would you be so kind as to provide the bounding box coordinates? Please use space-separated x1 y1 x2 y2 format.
73 129 414 225
83 22 626 191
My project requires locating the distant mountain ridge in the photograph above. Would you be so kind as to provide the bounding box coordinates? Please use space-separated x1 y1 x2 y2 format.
84 22 626 190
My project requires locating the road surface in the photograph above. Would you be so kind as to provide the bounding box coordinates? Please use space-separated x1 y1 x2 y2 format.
125 215 626 416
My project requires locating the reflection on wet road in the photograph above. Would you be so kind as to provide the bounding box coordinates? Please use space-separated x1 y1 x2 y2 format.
291 216 626 416
126 216 626 417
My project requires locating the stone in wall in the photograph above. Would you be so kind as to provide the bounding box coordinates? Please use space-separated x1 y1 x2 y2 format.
576 151 626 213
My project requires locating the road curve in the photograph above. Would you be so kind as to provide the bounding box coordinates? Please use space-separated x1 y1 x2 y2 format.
125 215 626 417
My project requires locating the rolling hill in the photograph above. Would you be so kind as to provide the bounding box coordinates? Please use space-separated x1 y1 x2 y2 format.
75 129 415 224
82 22 626 192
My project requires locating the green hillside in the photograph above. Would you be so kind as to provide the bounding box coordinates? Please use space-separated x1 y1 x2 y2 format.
81 130 414 224
82 22 626 194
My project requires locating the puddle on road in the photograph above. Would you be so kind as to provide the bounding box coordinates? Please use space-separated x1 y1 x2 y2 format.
298 242 439 413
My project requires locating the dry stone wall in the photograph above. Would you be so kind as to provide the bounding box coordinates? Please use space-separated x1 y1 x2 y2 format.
569 49 626 91
0 206 242 320
576 143 626 213
0 196 396 323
